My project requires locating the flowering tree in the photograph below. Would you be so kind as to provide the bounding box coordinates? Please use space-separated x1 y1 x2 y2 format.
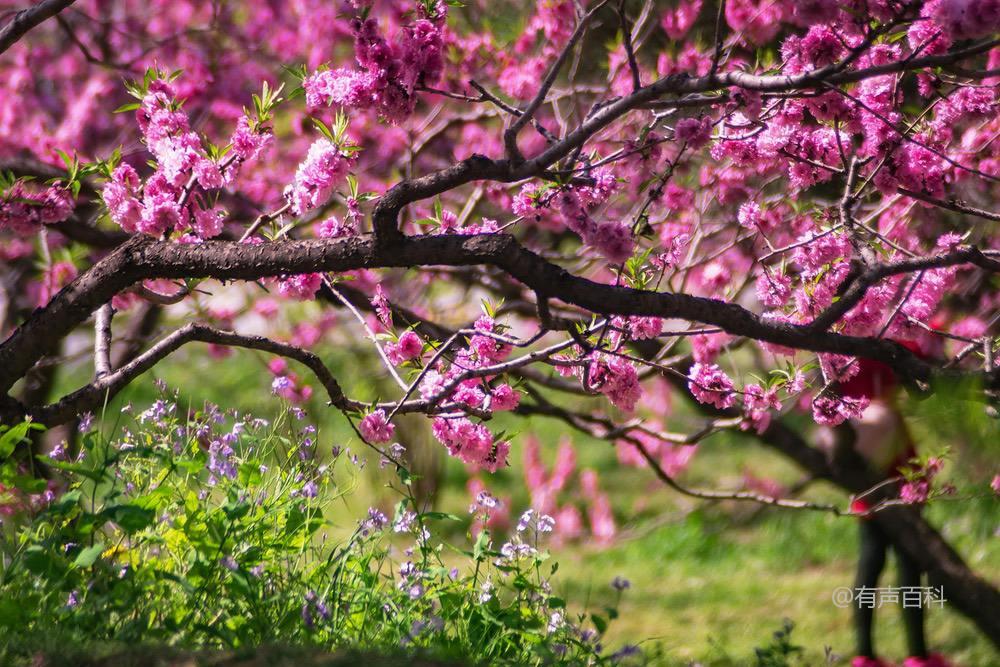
1 0 999 645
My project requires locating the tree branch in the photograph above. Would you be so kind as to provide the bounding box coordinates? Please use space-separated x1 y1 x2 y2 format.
29 323 356 425
4 234 1000 400
0 0 75 54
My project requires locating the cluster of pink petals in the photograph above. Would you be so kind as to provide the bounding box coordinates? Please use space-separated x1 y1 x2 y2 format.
554 188 634 263
522 436 617 545
277 273 323 300
900 457 946 505
660 0 702 40
101 78 270 240
385 330 423 365
811 394 870 426
741 383 782 432
674 116 713 149
687 362 736 409
359 409 396 443
0 182 72 234
587 354 642 412
285 138 355 215
928 0 1000 40
432 416 509 472
303 5 445 123
402 314 519 469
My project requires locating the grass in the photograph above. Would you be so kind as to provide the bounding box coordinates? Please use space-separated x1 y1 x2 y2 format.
39 343 1000 666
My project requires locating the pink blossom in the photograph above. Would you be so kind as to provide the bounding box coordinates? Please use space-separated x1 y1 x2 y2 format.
725 0 782 44
317 215 356 238
687 363 736 409
286 138 354 215
431 417 509 471
742 383 781 431
398 19 444 93
756 270 792 308
900 479 931 505
675 116 713 149
811 394 870 426
277 273 322 300
588 355 642 411
554 188 635 262
359 409 396 443
418 370 446 401
102 164 143 232
691 333 728 364
737 201 762 229
660 0 702 39
490 384 520 411
194 159 224 189
498 57 548 100
930 0 1000 40
230 117 272 161
592 221 635 263
192 206 225 238
624 316 663 340
386 331 423 365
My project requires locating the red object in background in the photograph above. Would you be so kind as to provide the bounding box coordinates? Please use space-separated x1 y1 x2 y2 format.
842 340 926 516
839 339 927 400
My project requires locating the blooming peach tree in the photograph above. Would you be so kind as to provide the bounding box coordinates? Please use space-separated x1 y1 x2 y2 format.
1 0 1000 645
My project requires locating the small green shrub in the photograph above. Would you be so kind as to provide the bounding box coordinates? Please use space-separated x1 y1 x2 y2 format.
0 393 638 666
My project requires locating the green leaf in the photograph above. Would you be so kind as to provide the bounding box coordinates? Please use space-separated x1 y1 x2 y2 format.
104 503 155 533
473 528 491 561
22 546 59 577
73 542 105 568
46 489 82 515
590 613 608 634
419 511 462 522
38 457 107 482
0 421 43 459
223 499 250 521
0 598 25 627
9 474 47 494
113 102 141 114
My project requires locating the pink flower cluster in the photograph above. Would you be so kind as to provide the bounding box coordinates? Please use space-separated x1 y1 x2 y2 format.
277 273 323 300
929 0 1000 40
900 457 946 505
102 77 271 239
359 409 396 443
687 362 736 409
674 116 713 149
405 314 520 468
522 436 617 545
303 5 446 123
741 383 781 432
660 0 702 40
554 188 634 263
0 182 72 234
386 330 423 365
432 416 509 472
587 354 641 412
811 394 870 426
285 138 355 215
